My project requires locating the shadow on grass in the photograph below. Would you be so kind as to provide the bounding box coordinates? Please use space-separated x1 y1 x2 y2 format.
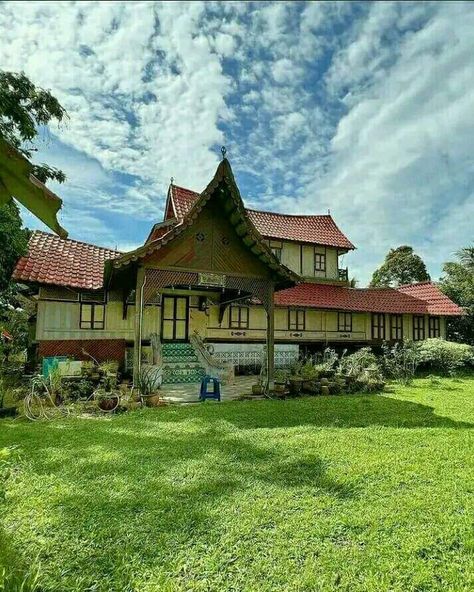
156 393 474 430
1 421 357 589
0 391 472 590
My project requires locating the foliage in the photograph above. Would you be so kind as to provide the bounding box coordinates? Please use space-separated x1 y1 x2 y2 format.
0 70 67 183
62 378 95 402
300 360 318 380
417 338 474 376
440 246 474 345
136 365 162 397
274 369 289 384
381 340 420 384
339 347 378 377
0 377 474 590
0 202 28 293
370 245 430 287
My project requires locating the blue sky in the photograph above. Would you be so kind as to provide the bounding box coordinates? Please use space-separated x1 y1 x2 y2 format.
1 1 473 284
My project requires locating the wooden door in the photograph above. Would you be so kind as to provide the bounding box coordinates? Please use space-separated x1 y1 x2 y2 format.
161 296 189 342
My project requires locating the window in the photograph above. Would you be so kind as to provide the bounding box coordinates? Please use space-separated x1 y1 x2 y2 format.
288 308 305 331
229 305 249 329
314 252 326 272
338 312 352 332
372 313 385 340
390 314 403 341
271 246 282 262
413 316 425 341
80 303 105 330
428 316 440 338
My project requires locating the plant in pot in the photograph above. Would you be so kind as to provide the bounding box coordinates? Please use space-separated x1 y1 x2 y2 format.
300 361 318 393
94 361 121 412
288 360 303 396
251 378 264 396
137 365 165 407
273 369 288 396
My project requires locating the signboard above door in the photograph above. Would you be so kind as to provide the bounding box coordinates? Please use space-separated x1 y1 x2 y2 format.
198 273 226 288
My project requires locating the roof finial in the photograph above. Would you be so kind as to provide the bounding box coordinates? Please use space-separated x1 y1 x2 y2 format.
327 208 331 215
170 176 174 185
221 146 226 160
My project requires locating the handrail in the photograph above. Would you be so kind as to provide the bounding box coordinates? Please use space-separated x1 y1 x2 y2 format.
189 331 234 384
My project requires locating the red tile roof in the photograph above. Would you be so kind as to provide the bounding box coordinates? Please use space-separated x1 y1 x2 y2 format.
397 282 463 315
13 231 120 290
274 282 462 315
168 184 355 249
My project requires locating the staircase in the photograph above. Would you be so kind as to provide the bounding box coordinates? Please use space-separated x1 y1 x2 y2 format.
161 342 206 384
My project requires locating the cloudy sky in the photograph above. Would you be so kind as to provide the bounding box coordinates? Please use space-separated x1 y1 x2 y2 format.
1 1 473 284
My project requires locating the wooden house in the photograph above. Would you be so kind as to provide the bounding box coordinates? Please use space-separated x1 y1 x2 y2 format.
13 158 463 385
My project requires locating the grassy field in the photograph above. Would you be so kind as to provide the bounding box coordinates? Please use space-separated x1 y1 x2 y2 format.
1 376 473 591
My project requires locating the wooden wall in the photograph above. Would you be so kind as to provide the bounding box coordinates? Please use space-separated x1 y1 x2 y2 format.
35 289 447 344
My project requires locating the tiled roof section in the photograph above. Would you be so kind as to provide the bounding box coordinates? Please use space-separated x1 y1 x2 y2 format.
397 282 463 315
13 231 121 290
169 184 355 249
274 282 462 315
169 185 201 219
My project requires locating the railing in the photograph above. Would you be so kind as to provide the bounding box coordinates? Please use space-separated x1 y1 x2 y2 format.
189 331 235 384
338 267 349 281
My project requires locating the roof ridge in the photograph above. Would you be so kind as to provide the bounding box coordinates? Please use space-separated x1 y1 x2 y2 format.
247 208 333 219
171 185 336 220
398 281 435 288
31 230 121 254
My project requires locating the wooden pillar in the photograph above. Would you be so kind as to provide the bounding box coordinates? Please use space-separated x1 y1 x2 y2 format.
133 266 146 385
266 285 275 393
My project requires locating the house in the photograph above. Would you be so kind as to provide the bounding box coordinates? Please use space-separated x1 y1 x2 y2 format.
13 158 462 385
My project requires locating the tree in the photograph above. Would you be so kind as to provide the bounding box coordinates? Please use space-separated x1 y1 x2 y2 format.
0 71 68 237
440 246 474 345
370 245 430 287
0 71 68 363
0 71 67 183
0 202 28 293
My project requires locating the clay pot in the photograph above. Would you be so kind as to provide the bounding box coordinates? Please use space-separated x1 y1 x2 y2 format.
288 378 303 396
98 395 119 412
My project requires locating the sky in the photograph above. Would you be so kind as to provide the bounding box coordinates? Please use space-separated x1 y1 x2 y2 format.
1 1 473 285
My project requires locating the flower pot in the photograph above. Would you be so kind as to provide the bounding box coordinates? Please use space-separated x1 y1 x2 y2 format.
288 378 303 396
98 395 119 412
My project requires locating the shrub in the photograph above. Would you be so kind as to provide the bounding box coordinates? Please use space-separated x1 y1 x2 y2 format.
417 339 474 376
339 347 379 377
381 340 420 385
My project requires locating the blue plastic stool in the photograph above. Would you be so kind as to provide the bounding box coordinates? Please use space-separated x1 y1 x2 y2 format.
199 375 221 402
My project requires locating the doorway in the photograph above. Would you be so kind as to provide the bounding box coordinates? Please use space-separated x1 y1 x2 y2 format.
161 296 189 342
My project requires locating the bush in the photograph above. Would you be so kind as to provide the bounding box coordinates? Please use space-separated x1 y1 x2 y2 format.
381 340 420 385
339 347 379 377
417 339 474 376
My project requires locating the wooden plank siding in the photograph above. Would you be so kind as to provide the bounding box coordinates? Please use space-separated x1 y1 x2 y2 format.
35 292 447 344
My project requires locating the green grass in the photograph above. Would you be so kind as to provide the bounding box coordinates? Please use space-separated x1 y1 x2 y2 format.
1 376 474 592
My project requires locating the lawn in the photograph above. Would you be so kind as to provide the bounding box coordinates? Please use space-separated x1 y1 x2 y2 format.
1 377 474 592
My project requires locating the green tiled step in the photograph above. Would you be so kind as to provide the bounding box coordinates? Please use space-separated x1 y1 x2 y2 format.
162 354 199 364
161 343 205 384
162 363 206 384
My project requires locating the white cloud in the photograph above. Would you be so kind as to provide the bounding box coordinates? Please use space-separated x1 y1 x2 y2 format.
1 1 473 284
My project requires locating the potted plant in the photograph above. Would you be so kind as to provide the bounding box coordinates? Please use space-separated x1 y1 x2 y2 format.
273 369 288 396
251 379 264 396
300 361 318 393
94 361 121 412
94 388 120 412
137 365 164 406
